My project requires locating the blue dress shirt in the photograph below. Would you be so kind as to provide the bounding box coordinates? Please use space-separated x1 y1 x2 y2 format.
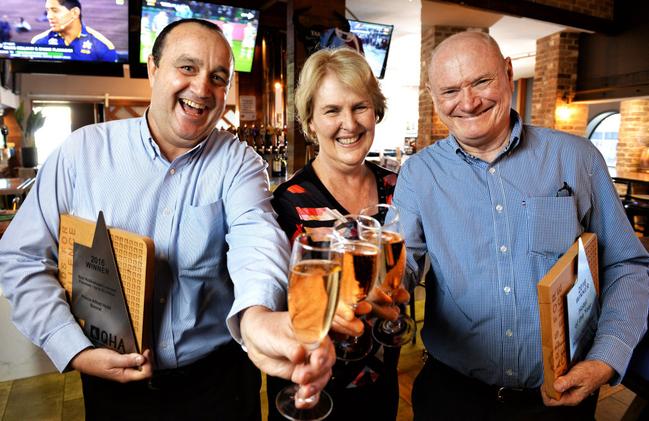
394 110 649 388
0 116 289 371
31 24 118 62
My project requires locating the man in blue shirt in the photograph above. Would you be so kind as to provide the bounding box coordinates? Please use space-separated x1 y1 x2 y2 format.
30 0 118 62
0 19 335 419
396 31 649 420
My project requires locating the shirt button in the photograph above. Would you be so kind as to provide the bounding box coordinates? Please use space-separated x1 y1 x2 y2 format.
160 297 166 304
506 369 513 376
505 329 513 337
163 208 171 216
504 286 511 294
500 245 508 253
489 167 496 174
170 168 176 175
495 204 503 213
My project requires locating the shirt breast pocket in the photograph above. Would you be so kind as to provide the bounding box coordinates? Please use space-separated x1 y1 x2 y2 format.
178 199 227 275
525 196 583 260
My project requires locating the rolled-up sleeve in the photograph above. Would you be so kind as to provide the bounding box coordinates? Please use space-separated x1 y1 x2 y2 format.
223 147 290 343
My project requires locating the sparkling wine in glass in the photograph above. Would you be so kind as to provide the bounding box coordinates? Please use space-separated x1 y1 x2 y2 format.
361 204 415 347
331 215 381 361
276 234 342 421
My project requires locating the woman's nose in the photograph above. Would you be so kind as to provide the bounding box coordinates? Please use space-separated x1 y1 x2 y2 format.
339 109 358 131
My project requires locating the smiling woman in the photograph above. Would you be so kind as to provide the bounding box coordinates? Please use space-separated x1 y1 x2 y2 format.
292 48 387 214
267 47 407 421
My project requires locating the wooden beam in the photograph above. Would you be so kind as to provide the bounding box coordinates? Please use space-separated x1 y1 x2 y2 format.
435 0 616 34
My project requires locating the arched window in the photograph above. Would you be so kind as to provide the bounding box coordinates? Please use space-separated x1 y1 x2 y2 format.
587 112 620 169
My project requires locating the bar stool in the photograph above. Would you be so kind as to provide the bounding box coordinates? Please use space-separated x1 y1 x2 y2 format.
614 179 649 235
623 195 649 235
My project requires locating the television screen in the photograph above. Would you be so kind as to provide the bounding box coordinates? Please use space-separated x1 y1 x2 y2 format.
139 1 259 73
348 19 393 79
0 0 129 63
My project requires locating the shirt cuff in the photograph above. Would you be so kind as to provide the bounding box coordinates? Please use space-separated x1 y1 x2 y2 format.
41 321 93 372
226 284 286 344
586 333 634 385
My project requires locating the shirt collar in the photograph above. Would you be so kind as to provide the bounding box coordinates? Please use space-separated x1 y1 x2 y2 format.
451 109 523 162
79 24 89 38
139 110 158 161
139 109 209 164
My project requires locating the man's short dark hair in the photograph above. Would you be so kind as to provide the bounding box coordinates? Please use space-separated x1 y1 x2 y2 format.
151 18 224 67
56 0 82 21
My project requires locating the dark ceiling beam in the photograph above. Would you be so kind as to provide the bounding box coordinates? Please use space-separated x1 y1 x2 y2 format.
434 0 616 35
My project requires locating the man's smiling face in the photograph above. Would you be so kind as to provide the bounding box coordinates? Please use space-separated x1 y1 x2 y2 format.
146 22 233 160
428 33 514 156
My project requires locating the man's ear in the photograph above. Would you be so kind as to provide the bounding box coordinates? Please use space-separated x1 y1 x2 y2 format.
70 7 81 19
504 57 514 91
147 55 157 88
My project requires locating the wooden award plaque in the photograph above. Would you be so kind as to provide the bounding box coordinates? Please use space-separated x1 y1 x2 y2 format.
58 214 154 352
537 232 599 399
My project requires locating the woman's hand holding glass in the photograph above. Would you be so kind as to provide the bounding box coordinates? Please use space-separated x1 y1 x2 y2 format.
365 283 410 320
329 215 381 362
360 204 415 347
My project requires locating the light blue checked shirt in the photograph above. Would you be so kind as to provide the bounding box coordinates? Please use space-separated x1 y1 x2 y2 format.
0 116 289 371
395 110 649 388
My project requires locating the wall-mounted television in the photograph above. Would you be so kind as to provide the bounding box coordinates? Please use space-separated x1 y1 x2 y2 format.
348 19 393 79
0 0 129 75
138 0 259 73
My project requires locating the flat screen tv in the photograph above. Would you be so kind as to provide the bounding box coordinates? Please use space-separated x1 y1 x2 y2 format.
138 1 259 73
348 19 393 79
0 0 129 75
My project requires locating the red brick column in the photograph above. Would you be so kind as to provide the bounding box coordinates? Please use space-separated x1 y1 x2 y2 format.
531 31 588 137
617 99 649 172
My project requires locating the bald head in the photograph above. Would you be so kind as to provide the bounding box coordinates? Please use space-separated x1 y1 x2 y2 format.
429 32 504 81
425 30 514 162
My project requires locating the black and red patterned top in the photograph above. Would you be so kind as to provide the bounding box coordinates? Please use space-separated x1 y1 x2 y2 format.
268 159 401 420
271 160 397 243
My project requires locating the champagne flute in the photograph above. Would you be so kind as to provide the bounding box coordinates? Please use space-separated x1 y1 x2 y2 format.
360 204 415 347
330 214 381 361
276 233 342 421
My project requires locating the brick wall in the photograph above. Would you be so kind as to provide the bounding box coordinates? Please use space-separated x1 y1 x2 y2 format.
531 31 587 136
532 0 614 19
617 99 649 172
417 24 436 151
417 26 487 151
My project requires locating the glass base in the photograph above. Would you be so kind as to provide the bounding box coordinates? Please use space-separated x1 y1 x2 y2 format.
334 326 373 362
372 315 415 347
276 384 333 421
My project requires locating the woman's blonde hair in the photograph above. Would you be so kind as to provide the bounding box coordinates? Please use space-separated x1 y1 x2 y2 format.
295 48 387 142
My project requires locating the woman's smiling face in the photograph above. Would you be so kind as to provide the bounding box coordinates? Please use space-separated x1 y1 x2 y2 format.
308 72 376 171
